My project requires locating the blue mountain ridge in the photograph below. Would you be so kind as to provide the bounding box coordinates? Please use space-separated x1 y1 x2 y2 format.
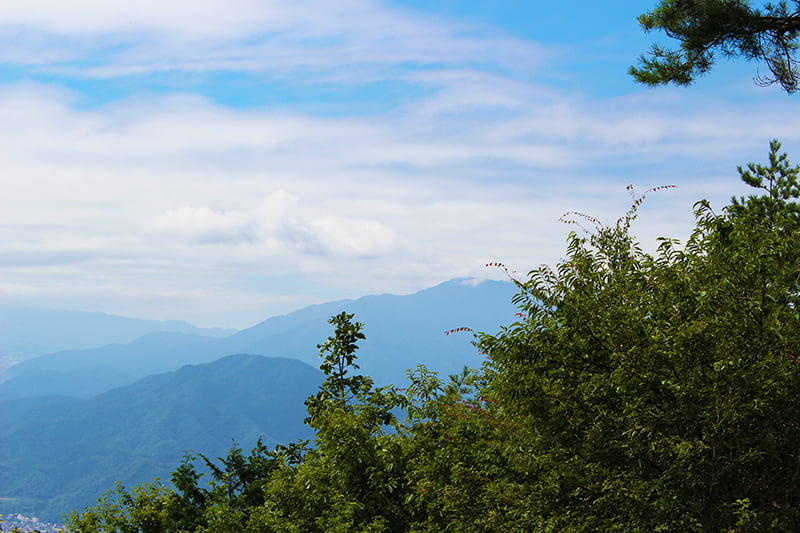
0 305 235 372
0 354 322 523
2 278 517 401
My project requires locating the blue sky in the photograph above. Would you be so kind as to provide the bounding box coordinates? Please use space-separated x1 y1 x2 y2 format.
2 0 798 328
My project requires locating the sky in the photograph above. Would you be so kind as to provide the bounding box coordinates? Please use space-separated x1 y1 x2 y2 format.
2 0 798 329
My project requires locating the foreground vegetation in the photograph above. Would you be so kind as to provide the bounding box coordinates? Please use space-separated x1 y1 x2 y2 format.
55 141 800 532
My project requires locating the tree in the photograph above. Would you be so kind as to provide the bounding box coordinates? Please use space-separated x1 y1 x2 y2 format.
631 0 800 93
258 312 410 532
479 142 800 530
400 367 539 533
64 440 285 533
304 312 372 418
65 481 182 533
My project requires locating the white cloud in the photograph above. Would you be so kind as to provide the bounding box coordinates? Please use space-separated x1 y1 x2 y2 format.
312 215 397 257
2 82 796 322
142 206 251 244
2 0 280 37
0 0 546 80
2 1 799 328
457 278 486 287
136 190 399 259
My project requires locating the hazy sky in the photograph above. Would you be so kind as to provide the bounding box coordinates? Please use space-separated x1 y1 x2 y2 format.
2 0 798 328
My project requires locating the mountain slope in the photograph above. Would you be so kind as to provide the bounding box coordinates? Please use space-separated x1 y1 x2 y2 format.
0 354 321 522
1 332 227 400
225 278 517 384
2 278 516 400
0 306 235 371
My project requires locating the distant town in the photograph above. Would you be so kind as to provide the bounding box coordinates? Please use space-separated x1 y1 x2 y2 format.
1 513 63 533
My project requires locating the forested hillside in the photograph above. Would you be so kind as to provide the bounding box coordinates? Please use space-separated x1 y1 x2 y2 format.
64 143 800 531
1 355 321 522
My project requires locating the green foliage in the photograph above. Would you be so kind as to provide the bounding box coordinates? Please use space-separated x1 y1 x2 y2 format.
305 312 372 419
480 141 800 530
400 368 539 533
65 440 291 532
65 481 182 533
259 312 410 532
631 0 800 92
733 139 800 221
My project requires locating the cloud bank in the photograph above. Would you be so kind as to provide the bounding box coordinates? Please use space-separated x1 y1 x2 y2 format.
2 1 798 327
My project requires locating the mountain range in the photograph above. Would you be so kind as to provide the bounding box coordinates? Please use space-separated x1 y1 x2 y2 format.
0 306 235 372
0 278 518 522
2 279 516 400
1 354 321 522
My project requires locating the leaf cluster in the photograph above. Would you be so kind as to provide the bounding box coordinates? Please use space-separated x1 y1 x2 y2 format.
631 0 800 92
